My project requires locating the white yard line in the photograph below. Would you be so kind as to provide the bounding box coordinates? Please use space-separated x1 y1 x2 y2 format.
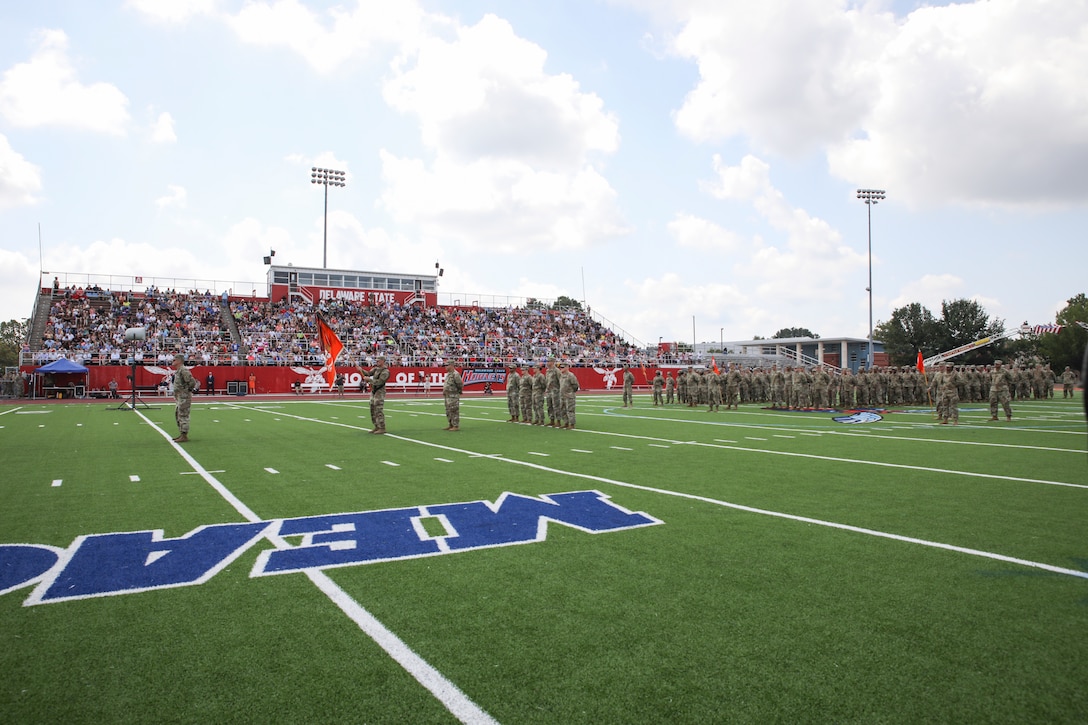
233 403 1088 581
134 407 497 725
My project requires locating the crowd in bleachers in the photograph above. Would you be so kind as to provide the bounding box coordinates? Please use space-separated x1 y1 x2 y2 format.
31 287 642 367
35 286 235 366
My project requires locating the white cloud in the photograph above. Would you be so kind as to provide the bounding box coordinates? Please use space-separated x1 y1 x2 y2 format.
702 154 866 300
668 212 744 253
154 185 187 210
0 134 42 209
0 30 130 134
379 14 627 251
126 0 218 24
886 273 964 318
150 111 177 143
668 0 885 156
828 0 1088 207
651 0 1088 208
0 249 39 323
222 0 432 73
629 154 872 339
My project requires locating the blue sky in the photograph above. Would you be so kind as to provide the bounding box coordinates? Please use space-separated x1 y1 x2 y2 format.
0 0 1083 348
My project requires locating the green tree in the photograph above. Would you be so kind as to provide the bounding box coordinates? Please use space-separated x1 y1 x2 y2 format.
525 298 546 310
552 295 583 311
772 327 817 339
0 319 29 368
936 299 1005 365
874 303 940 365
1038 293 1088 373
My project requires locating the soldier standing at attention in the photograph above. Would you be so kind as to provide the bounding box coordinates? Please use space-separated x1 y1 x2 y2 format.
545 358 561 426
770 365 785 409
725 363 741 410
813 365 831 409
520 365 535 424
359 356 390 434
707 366 722 412
559 362 579 428
652 370 665 406
506 364 521 422
665 371 675 404
989 359 1014 421
622 364 635 407
171 354 198 443
1061 366 1077 398
938 364 960 425
532 362 547 424
443 360 463 431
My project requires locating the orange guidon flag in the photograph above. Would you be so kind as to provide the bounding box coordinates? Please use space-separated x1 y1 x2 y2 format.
316 314 344 386
916 350 925 374
711 356 720 374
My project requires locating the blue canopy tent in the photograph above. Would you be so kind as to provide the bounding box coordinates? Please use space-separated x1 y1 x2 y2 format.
34 358 89 399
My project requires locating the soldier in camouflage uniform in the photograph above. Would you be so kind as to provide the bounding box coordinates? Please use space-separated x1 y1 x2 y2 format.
1015 365 1031 401
855 368 870 408
171 354 198 442
520 365 535 424
1032 364 1046 400
886 368 902 406
937 364 959 425
545 359 561 426
559 362 579 428
443 360 463 431
506 364 521 422
725 364 741 410
770 365 785 409
360 356 391 433
621 364 635 407
532 363 547 424
665 372 675 404
1061 366 1078 398
813 365 831 408
707 367 722 412
652 370 665 407
840 369 856 409
989 359 1014 421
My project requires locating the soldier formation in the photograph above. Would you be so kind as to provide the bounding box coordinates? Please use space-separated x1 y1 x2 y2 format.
506 359 579 428
624 360 1066 414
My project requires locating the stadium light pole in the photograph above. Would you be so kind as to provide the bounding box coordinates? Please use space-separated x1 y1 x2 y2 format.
311 167 346 269
857 188 885 369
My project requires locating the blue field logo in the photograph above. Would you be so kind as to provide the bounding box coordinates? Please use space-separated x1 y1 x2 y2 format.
832 411 883 424
1 491 661 606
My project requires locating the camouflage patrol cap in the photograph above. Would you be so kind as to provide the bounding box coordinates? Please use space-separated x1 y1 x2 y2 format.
994 359 1003 365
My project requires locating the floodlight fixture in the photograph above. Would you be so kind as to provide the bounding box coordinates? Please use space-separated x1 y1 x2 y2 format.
311 167 347 268
856 189 886 369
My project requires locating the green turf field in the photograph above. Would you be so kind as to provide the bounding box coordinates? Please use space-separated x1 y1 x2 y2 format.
1 392 1086 723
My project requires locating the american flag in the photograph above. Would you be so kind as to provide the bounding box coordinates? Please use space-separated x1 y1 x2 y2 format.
1031 324 1063 335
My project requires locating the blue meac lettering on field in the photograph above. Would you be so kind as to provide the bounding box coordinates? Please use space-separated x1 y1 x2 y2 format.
256 508 441 574
1 491 660 605
26 523 270 605
253 491 661 576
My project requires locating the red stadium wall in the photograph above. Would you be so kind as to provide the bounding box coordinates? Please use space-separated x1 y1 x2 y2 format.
22 364 661 396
